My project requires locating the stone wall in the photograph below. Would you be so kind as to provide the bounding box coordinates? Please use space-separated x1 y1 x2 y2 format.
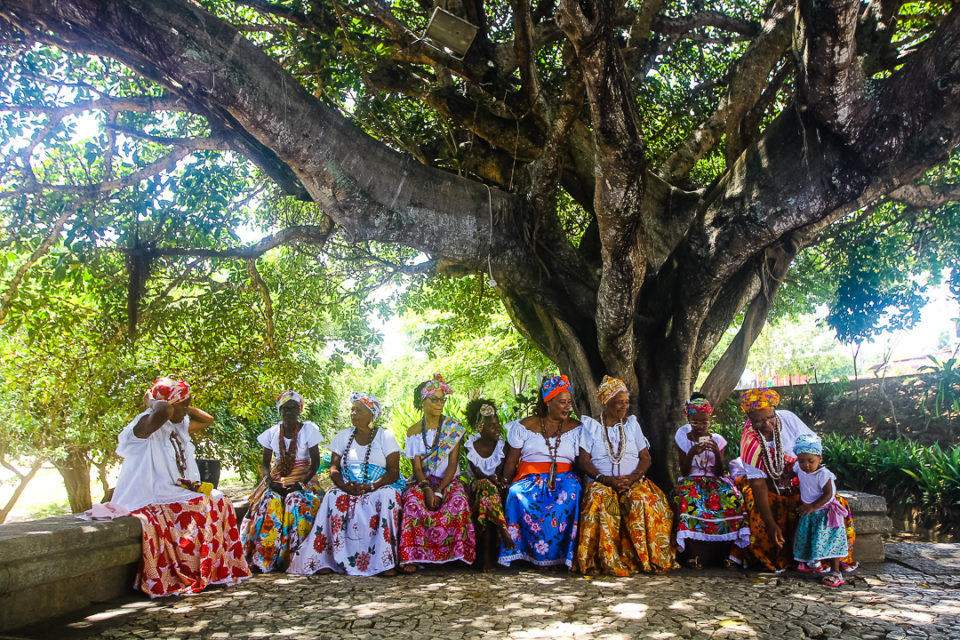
0 502 248 632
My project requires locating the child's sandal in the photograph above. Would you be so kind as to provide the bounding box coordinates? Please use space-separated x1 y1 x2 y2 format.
822 572 845 587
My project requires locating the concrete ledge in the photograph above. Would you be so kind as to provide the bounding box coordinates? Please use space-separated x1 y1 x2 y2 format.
838 490 894 564
0 501 249 632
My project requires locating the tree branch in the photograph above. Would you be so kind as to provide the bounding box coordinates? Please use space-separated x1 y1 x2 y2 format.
0 201 80 325
888 183 960 208
245 258 275 351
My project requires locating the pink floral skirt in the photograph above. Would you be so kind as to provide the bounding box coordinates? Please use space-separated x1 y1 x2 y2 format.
399 477 476 565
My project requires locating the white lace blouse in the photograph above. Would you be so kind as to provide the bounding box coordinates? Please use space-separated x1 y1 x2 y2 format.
111 409 202 512
257 421 323 463
463 434 505 478
579 415 648 476
674 424 727 477
506 420 581 464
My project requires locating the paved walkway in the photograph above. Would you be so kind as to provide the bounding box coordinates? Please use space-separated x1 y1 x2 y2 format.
4 558 959 640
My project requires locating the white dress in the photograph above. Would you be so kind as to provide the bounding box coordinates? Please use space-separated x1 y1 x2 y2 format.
112 409 213 512
579 415 648 477
288 427 403 576
463 434 506 478
674 425 727 478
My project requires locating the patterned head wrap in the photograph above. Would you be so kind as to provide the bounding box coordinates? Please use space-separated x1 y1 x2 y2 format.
541 375 572 403
276 391 304 411
739 388 780 413
685 398 713 415
150 377 190 404
597 375 628 405
794 434 823 456
350 392 382 421
420 373 452 400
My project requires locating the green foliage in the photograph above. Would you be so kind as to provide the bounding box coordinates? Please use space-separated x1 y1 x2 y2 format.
822 435 960 533
918 355 960 419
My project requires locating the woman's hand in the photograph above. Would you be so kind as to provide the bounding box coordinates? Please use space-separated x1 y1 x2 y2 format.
796 502 814 517
769 522 785 548
268 480 287 494
423 486 439 510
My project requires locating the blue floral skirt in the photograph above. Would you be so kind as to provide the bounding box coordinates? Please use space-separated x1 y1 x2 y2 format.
794 508 849 563
498 471 581 568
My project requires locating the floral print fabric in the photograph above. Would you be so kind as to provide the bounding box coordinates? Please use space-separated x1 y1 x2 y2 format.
730 478 856 571
673 476 750 552
240 485 323 572
131 493 251 597
794 508 850 563
576 479 678 576
399 477 476 565
471 478 509 535
288 464 403 576
499 471 580 568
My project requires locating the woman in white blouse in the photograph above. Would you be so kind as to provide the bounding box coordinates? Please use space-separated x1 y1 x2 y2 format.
240 391 323 572
576 375 677 575
672 394 749 569
499 375 582 569
288 392 405 576
110 377 250 596
463 398 515 571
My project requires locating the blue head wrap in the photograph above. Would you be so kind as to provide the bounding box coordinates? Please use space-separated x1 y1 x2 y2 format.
794 434 823 456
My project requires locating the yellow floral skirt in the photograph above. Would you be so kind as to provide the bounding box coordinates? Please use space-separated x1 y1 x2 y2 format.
576 479 678 576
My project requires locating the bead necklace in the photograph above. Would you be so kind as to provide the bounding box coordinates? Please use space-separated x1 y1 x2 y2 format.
169 429 188 477
420 414 443 452
276 421 301 477
599 412 626 477
343 426 379 483
538 417 564 490
752 414 785 493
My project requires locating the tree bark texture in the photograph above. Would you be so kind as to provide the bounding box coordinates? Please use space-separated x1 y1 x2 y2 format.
52 448 93 514
3 0 959 486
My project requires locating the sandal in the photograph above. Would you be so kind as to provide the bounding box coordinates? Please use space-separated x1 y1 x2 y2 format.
683 556 703 570
797 562 828 573
822 572 845 587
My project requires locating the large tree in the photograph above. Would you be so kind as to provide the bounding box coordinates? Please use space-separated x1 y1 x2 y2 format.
1 0 959 482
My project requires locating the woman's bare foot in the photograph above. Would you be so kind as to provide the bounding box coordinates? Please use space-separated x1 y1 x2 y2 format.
378 568 397 577
317 568 333 575
401 563 419 573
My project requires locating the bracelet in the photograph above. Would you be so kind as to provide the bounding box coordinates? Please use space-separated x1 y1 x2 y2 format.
596 474 605 484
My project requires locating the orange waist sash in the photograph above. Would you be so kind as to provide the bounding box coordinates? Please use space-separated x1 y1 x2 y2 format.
514 461 573 483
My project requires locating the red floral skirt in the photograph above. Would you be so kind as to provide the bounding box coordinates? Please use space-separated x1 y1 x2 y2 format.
131 493 251 597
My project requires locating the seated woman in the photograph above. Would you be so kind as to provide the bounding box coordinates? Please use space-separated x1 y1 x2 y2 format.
399 374 475 570
110 377 250 596
463 398 515 572
729 388 856 572
672 394 749 568
576 375 677 575
499 375 582 570
241 391 323 572
289 392 405 576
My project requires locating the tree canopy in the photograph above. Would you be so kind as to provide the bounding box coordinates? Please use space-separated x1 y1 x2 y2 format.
1 0 959 484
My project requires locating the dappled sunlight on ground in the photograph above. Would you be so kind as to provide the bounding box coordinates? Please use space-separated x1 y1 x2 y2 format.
13 563 960 639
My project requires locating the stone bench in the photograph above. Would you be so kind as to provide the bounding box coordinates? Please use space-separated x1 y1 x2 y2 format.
0 500 248 632
838 490 893 564
0 491 892 632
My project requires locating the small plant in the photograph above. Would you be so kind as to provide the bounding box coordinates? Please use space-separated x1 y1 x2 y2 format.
919 355 960 419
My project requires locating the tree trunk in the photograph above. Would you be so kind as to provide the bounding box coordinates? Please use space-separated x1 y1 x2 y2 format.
0 457 43 523
53 448 93 514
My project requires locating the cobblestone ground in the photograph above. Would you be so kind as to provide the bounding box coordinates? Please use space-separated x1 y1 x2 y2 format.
7 559 960 640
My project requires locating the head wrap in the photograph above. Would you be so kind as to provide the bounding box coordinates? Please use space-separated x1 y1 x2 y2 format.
150 377 190 404
685 398 713 415
597 375 628 405
739 388 780 414
794 434 823 456
541 375 572 403
479 403 496 418
276 390 304 411
420 373 452 400
350 392 382 421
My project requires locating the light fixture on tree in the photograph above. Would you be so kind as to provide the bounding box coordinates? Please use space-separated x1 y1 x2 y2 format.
422 6 478 59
